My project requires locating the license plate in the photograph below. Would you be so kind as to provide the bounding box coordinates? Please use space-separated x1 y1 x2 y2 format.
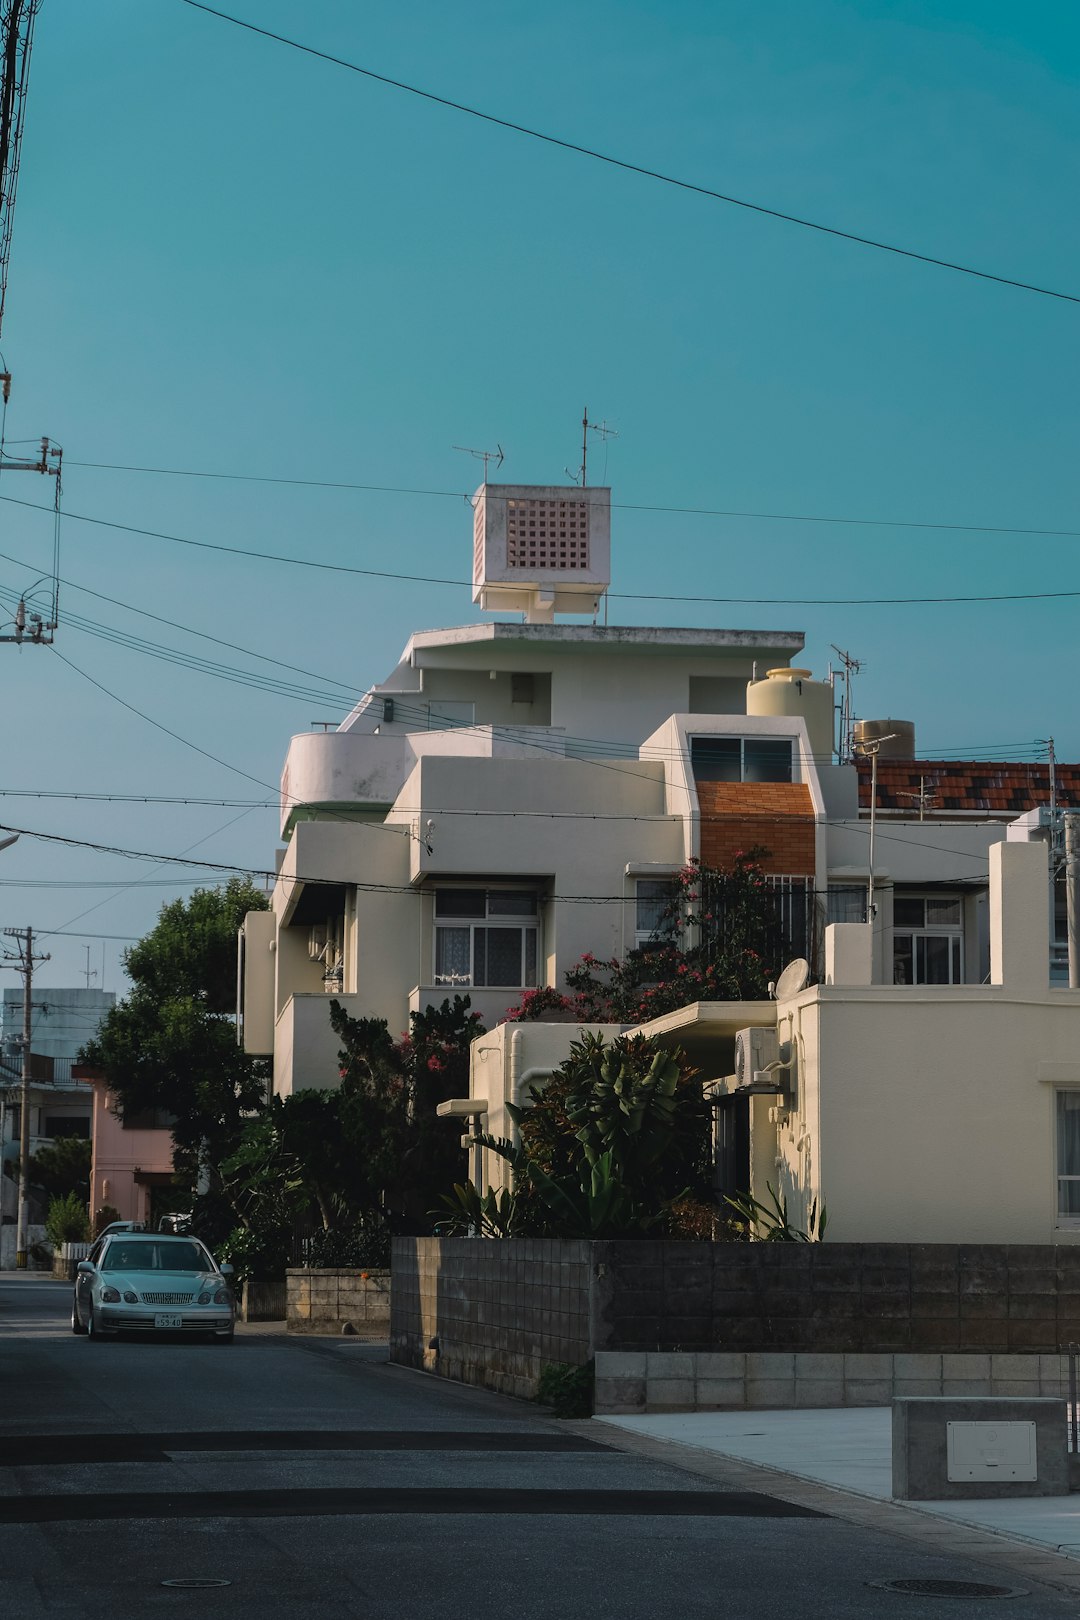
154 1313 183 1329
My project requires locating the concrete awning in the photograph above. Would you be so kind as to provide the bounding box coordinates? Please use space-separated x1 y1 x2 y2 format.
634 1000 775 1078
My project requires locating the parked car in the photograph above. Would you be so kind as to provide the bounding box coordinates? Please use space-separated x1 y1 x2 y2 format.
95 1221 147 1239
157 1212 192 1234
72 1233 235 1343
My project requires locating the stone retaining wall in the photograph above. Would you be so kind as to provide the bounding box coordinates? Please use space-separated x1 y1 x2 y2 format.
286 1268 390 1334
594 1350 1076 1413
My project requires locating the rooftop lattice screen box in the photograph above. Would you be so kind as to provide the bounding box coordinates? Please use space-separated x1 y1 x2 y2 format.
471 483 611 619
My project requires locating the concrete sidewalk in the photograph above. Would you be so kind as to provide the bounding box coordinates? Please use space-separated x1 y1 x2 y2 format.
598 1409 1080 1561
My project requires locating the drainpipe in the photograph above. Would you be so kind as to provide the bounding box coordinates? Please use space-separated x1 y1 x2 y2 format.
509 1028 555 1117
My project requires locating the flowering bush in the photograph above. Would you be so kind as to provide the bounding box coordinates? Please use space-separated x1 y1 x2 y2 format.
560 852 778 1023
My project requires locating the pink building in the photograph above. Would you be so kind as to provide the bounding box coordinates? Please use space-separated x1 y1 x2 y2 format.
75 1066 176 1226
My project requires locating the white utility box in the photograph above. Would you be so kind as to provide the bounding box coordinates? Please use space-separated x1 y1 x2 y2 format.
946 1420 1037 1483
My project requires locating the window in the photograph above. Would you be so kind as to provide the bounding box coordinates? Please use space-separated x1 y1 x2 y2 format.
434 889 539 989
893 895 964 985
825 885 868 925
121 1105 177 1131
635 879 676 948
44 1117 90 1140
1057 1091 1080 1222
690 736 793 784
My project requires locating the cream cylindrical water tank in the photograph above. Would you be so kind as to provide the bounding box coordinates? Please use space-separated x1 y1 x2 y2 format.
746 667 835 761
853 719 916 759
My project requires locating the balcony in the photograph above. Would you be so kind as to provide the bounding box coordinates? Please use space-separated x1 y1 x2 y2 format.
409 984 523 1030
280 731 410 837
273 992 367 1097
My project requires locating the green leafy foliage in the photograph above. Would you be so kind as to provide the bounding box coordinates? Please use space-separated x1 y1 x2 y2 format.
93 1204 121 1236
218 995 485 1276
438 1032 716 1239
724 1182 828 1243
501 854 783 1027
45 1191 91 1245
563 854 777 1022
26 1135 91 1201
535 1360 594 1419
79 879 270 1215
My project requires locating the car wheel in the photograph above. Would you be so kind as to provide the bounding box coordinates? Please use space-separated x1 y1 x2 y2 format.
87 1308 113 1342
71 1296 87 1335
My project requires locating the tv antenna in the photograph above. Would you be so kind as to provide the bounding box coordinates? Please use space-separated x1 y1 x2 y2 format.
566 406 618 487
453 442 504 484
831 645 863 762
896 777 939 822
82 944 98 989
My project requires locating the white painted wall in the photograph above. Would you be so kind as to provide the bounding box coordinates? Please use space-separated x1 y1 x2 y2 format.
760 841 1080 1244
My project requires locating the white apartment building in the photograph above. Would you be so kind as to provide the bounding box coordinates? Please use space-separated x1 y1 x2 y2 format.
241 481 1070 1101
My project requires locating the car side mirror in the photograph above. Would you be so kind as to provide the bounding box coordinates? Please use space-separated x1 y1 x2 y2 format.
76 1261 94 1275
219 1263 234 1277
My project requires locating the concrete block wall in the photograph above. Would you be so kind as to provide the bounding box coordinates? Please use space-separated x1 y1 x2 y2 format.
593 1242 1080 1354
287 1268 390 1334
391 1237 591 1399
594 1350 1076 1414
391 1238 1080 1403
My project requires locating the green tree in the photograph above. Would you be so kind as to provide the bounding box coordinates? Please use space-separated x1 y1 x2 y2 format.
79 879 270 1213
26 1135 91 1201
440 1032 715 1239
216 994 484 1276
45 1191 91 1246
330 994 485 1229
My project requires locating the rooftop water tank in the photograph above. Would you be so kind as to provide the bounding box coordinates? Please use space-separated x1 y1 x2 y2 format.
853 719 916 759
746 667 835 762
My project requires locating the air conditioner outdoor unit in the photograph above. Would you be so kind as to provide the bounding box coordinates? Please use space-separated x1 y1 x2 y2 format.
308 923 328 962
734 1027 780 1088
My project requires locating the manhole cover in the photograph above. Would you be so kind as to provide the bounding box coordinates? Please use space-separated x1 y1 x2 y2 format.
870 1579 1025 1600
160 1579 232 1590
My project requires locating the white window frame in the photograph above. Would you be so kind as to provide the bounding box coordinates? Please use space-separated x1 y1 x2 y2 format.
433 888 540 991
1056 1089 1080 1228
634 878 676 949
893 894 964 986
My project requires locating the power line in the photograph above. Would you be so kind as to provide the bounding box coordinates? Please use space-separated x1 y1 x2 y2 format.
0 544 363 699
4 490 1079 608
177 0 1080 306
65 459 1080 542
0 814 995 898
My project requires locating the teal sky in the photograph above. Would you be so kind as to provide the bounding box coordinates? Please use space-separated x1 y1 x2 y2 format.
0 0 1077 991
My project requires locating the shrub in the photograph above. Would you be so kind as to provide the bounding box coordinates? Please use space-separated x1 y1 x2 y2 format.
93 1204 122 1236
536 1360 594 1418
45 1191 91 1246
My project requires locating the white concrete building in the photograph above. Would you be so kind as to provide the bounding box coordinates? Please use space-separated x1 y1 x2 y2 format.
0 987 115 1169
242 481 1073 1107
649 840 1080 1246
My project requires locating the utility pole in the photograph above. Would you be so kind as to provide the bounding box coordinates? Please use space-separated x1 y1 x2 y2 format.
1065 814 1080 991
3 924 49 1267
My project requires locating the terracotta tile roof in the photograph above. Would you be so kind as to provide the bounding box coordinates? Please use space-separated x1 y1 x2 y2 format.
856 760 1080 814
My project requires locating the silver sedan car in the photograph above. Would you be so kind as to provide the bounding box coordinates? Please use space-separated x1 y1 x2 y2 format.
72 1233 236 1342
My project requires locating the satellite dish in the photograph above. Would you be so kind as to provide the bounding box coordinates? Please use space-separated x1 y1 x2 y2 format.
773 958 810 1001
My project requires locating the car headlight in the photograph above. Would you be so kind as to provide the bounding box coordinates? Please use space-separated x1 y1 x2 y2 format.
198 1292 213 1304
123 1291 138 1304
214 1290 232 1306
100 1287 121 1303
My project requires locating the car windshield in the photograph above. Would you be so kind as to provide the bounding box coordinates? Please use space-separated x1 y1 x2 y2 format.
101 1241 211 1273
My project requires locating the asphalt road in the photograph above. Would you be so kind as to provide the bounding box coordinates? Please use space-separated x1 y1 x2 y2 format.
1 1275 1078 1619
